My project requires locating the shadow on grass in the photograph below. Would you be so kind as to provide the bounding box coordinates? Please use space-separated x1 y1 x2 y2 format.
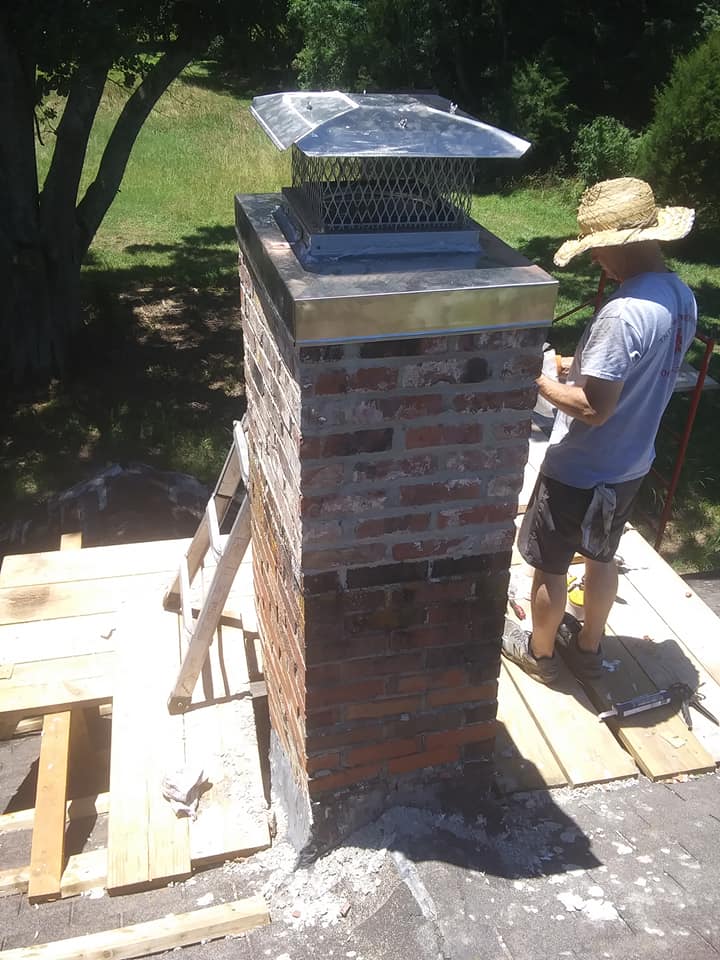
1 223 245 555
179 64 296 100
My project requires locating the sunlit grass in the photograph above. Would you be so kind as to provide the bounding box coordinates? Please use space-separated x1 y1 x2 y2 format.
13 63 720 568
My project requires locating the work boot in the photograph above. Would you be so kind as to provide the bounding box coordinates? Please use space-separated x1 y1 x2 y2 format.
556 613 604 680
501 618 559 684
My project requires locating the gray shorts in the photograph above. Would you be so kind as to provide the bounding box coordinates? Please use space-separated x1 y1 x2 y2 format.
518 473 644 575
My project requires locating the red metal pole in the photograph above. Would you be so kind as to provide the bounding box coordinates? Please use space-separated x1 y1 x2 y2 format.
654 333 715 551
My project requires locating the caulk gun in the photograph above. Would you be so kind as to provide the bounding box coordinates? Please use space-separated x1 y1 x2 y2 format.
598 682 719 729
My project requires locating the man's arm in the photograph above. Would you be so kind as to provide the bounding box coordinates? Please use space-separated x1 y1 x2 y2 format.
536 373 624 426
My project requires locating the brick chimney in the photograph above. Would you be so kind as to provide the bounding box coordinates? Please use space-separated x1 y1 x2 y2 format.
239 244 552 851
236 91 555 850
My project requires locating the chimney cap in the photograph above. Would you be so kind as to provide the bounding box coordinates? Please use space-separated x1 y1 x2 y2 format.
251 91 530 159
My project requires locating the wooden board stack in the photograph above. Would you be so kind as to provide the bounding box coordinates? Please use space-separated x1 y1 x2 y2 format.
0 536 269 901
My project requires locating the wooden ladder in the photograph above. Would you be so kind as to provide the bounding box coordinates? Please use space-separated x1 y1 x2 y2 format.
165 419 251 713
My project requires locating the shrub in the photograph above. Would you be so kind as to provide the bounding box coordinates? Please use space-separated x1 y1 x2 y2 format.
573 116 640 185
639 30 720 222
509 59 577 170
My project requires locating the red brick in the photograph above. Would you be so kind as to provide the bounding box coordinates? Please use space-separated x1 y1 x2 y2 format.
493 418 532 441
437 504 515 529
345 695 422 721
352 455 434 482
425 721 497 751
299 345 346 363
306 633 388 666
390 668 467 695
355 513 431 539
498 353 542 379
390 626 455 651
400 479 482 507
307 723 384 753
452 387 536 414
345 737 419 767
345 606 426 634
302 490 387 518
404 423 483 449
320 428 394 457
346 561 428 589
349 367 399 391
388 745 460 775
345 651 425 680
306 678 385 709
378 395 445 419
303 542 388 571
306 752 341 774
312 371 349 395
302 463 345 488
308 762 383 796
392 538 465 561
426 682 497 708
382 709 464 740
443 446 527 473
400 359 465 388
305 707 341 728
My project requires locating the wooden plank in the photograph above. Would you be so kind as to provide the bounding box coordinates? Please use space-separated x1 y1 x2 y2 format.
0 539 191 589
1 653 114 687
0 794 110 835
608 574 720 763
619 527 720 688
0 848 106 900
0 615 117 667
0 571 173 626
504 656 637 786
495 664 567 793
186 693 270 866
28 711 72 903
59 533 83 552
59 847 107 898
146 614 191 886
0 705 112 742
0 897 269 960
0 676 111 721
578 629 714 781
107 601 191 892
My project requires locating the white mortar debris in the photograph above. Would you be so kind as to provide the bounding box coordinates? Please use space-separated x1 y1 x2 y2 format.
228 800 581 930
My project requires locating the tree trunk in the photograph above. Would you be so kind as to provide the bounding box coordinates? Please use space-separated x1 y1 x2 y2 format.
1 32 194 386
0 24 54 383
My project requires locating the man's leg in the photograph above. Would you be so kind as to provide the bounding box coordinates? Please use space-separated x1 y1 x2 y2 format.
529 568 568 659
578 557 617 652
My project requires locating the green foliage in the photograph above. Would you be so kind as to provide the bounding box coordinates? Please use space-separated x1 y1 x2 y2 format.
639 30 720 222
288 0 372 88
573 116 640 185
508 59 577 169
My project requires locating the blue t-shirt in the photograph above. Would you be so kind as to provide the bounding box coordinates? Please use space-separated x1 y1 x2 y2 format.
542 271 697 488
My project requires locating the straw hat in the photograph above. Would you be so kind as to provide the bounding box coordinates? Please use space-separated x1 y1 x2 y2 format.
554 177 694 267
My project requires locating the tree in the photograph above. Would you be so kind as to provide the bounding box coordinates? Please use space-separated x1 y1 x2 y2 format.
640 30 720 223
1 1 283 385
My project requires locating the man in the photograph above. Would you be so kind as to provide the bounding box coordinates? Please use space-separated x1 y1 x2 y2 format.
503 177 697 684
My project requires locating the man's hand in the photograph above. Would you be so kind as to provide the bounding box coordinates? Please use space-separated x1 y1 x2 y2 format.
537 373 623 426
555 355 573 380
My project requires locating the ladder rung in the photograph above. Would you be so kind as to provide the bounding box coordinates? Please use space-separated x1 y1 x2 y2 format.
206 500 223 561
178 557 194 638
233 420 250 485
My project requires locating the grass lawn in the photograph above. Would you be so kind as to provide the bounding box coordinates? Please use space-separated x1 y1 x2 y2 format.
3 62 719 570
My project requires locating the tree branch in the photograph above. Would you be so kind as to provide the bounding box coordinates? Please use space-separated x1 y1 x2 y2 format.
75 45 194 257
40 61 110 253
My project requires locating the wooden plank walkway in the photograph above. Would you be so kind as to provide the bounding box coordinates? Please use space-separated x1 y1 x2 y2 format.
0 538 269 899
495 419 720 793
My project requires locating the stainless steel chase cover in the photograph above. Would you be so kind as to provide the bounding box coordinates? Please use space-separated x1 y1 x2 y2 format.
250 91 530 158
237 91 556 342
